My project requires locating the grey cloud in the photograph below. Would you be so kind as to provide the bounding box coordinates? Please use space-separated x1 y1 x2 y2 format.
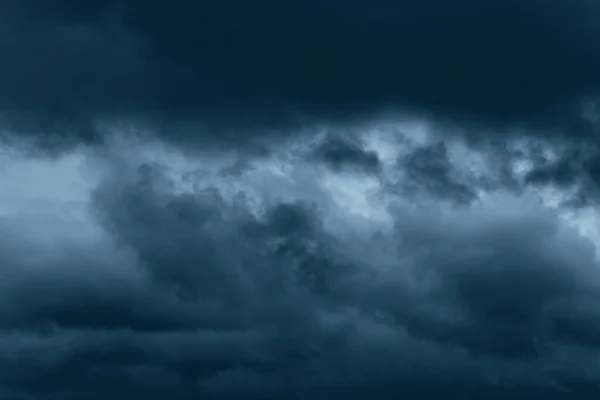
524 142 600 206
2 155 600 398
311 134 381 174
396 141 477 203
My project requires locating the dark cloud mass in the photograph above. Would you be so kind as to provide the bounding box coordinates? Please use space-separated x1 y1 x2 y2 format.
525 142 600 206
1 0 600 145
311 135 381 173
397 142 476 203
2 1 600 399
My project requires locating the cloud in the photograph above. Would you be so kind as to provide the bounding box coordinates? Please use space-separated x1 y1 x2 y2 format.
2 138 600 398
310 134 381 174
395 141 477 203
1 0 600 149
525 141 600 206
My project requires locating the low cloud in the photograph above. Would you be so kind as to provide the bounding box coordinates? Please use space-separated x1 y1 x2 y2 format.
1 134 600 398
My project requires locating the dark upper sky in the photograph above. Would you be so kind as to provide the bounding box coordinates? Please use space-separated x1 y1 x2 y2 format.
1 0 600 142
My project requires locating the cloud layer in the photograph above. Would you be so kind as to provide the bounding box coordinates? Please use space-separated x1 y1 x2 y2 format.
2 130 600 399
1 0 600 147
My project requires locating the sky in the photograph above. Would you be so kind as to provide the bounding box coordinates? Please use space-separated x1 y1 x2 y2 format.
1 1 600 399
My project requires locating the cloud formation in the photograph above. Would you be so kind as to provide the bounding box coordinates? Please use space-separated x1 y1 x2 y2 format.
2 134 600 398
1 0 600 147
2 1 600 398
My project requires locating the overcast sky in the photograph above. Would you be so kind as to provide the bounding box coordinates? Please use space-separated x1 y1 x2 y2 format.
1 1 600 399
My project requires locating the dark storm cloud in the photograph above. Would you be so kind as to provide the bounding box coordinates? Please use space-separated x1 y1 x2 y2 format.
397 141 476 203
1 0 600 147
311 135 381 174
526 148 600 208
2 158 600 399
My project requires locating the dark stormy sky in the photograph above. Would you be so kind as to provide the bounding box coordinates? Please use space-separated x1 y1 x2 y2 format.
1 1 600 399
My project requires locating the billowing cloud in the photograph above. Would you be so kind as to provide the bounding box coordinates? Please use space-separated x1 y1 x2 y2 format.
1 132 600 398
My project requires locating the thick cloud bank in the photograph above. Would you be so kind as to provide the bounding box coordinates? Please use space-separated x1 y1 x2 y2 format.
1 0 600 146
2 129 600 399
